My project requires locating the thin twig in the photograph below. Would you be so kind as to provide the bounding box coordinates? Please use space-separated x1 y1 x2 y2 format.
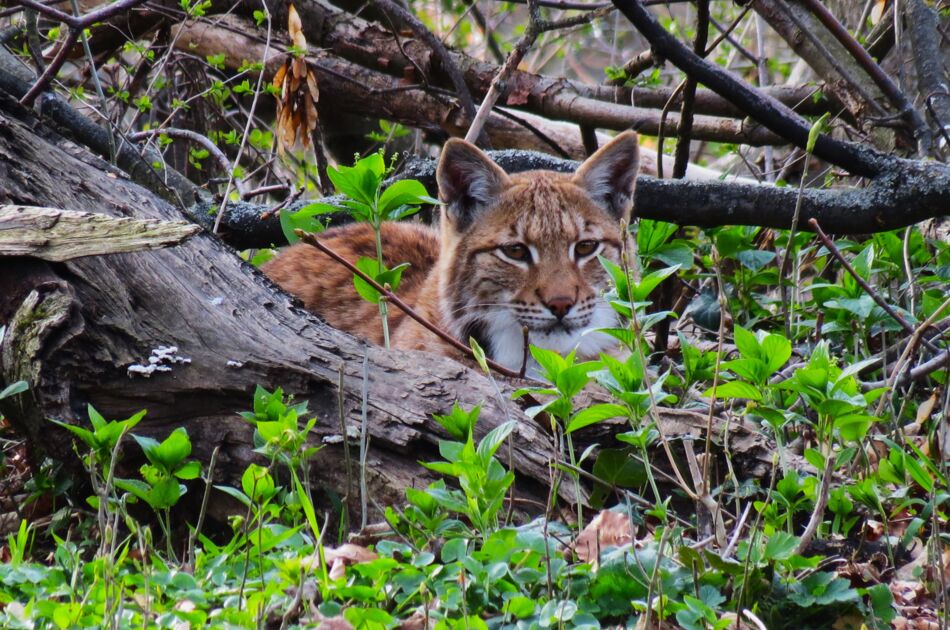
465 0 614 143
186 445 219 571
672 0 709 179
873 298 950 414
128 128 245 196
809 218 940 354
296 230 524 379
213 5 271 233
359 353 370 531
373 0 479 134
655 79 686 180
796 447 833 554
862 349 950 391
798 0 928 148
337 362 353 530
16 0 150 106
608 0 888 178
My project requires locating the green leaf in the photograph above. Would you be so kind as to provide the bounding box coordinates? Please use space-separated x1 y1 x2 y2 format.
806 112 831 154
174 460 202 480
704 380 762 401
279 202 336 244
0 380 27 400
114 478 152 504
736 249 775 272
149 478 183 509
353 257 384 304
469 337 490 374
631 265 680 302
49 419 96 451
566 403 628 434
904 455 935 493
242 463 276 502
88 404 107 431
592 448 646 488
556 363 595 398
652 242 694 269
733 325 760 360
327 153 385 205
433 402 480 441
378 179 438 214
824 296 875 320
763 531 799 560
761 333 792 373
530 346 566 382
834 414 876 442
860 583 896 626
636 219 678 255
504 595 537 619
598 256 628 300
376 262 410 292
722 358 768 384
145 427 192 471
476 420 517 461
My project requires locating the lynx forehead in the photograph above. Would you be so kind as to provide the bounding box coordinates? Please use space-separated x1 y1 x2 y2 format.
262 132 640 371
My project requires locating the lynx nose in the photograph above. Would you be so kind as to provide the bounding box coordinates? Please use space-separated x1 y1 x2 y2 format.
544 296 575 320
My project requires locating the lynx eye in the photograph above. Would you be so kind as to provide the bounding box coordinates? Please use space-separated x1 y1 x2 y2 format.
499 243 532 263
574 240 599 258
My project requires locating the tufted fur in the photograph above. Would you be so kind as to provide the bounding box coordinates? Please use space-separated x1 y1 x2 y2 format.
263 131 640 370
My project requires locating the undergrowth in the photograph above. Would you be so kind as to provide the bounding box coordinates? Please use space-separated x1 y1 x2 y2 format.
1 202 948 628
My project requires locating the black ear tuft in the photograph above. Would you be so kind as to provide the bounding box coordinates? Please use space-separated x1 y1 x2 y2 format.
436 139 511 231
572 131 640 222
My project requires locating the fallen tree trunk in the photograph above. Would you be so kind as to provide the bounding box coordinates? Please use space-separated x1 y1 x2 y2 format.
0 91 776 523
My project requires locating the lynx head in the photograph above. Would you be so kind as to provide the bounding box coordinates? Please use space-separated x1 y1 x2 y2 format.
435 131 640 370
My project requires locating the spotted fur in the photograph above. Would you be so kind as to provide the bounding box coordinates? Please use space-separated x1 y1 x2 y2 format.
263 131 640 370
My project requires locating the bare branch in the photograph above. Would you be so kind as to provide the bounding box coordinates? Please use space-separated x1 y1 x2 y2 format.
609 0 892 177
906 0 950 151
798 0 928 149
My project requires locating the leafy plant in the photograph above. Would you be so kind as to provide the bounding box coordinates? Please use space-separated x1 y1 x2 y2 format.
279 151 438 347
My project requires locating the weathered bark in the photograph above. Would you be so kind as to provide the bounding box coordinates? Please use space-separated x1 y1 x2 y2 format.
0 205 199 260
751 0 891 122
170 17 784 148
0 91 781 521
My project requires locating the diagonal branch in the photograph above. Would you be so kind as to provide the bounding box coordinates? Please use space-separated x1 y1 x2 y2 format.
672 0 709 179
609 0 891 178
798 0 928 150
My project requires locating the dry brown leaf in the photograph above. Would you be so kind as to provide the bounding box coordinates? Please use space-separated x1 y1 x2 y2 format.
837 551 888 583
569 510 634 564
288 4 306 50
863 519 885 541
870 0 887 25
890 579 925 605
325 543 379 580
831 613 866 630
272 3 320 154
398 609 431 630
317 616 356 630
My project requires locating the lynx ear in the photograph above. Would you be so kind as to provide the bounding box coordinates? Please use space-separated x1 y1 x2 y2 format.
437 138 511 231
572 131 640 222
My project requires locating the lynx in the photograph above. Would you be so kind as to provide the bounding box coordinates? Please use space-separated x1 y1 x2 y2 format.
263 131 640 371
